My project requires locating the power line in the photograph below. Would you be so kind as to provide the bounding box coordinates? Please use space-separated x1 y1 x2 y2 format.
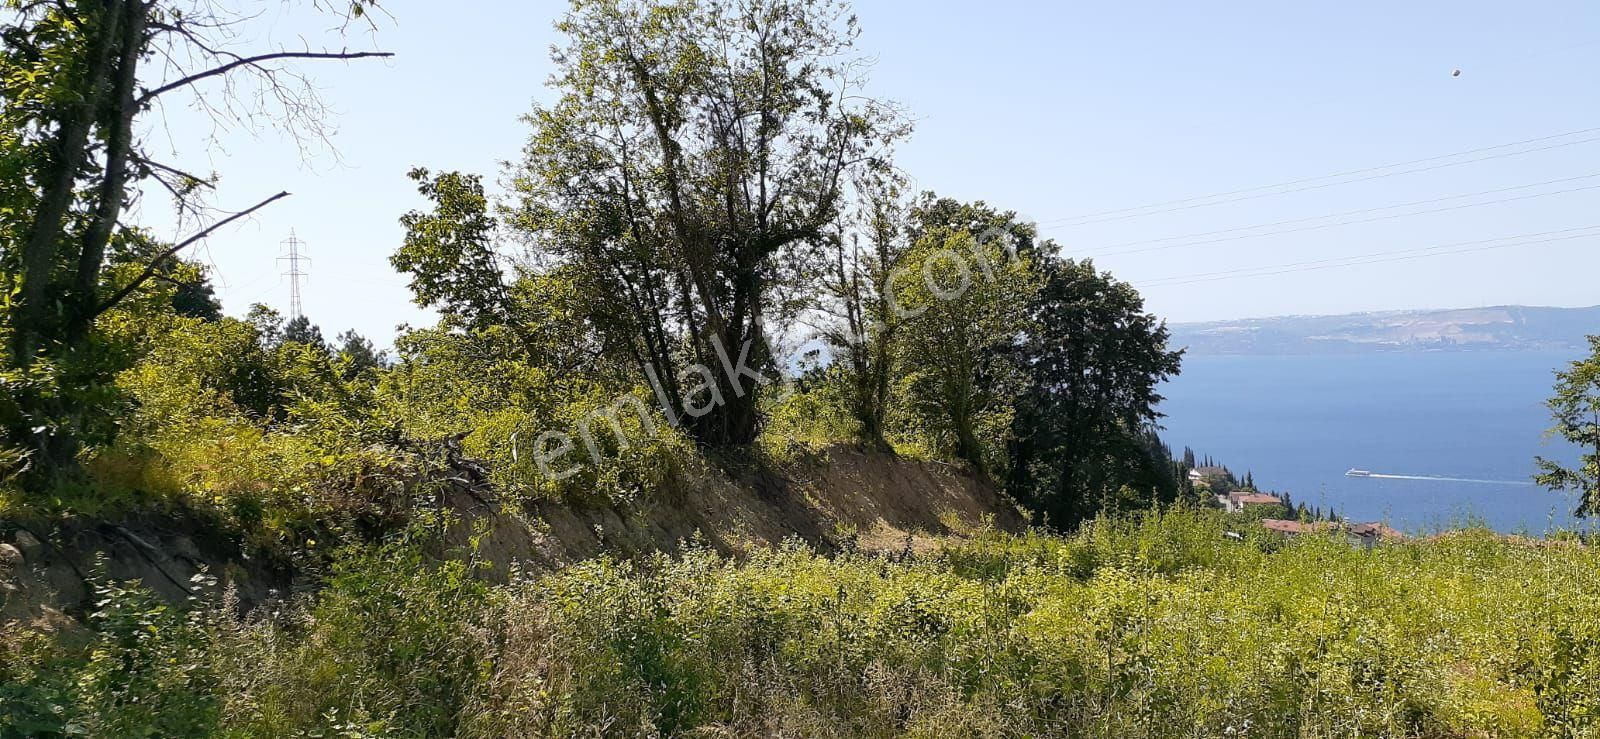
1043 134 1600 228
1043 125 1600 225
1080 177 1600 258
1079 172 1600 254
1152 231 1593 286
1038 125 1600 227
1142 224 1597 284
1135 225 1600 287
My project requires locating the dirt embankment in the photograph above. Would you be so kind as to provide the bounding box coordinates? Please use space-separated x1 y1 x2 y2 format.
442 446 1027 577
1 510 296 636
2 446 1026 628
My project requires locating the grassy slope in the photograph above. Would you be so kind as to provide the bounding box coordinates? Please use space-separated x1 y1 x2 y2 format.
6 508 1598 737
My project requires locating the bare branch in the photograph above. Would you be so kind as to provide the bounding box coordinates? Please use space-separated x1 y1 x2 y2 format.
137 50 393 104
150 272 203 291
133 154 216 190
93 191 289 318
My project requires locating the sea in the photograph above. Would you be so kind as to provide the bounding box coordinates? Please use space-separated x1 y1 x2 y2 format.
1158 351 1589 535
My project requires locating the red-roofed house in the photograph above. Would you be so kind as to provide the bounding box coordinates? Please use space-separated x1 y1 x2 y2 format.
1346 522 1405 543
1223 491 1282 513
1261 519 1313 535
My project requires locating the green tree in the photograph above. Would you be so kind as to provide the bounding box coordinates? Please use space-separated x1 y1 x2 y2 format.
283 316 328 352
813 172 909 450
392 168 512 333
505 0 900 447
335 330 386 380
390 168 623 388
1536 336 1600 517
104 231 222 321
890 227 1036 472
905 195 1041 256
1008 257 1183 529
245 305 286 351
114 312 285 438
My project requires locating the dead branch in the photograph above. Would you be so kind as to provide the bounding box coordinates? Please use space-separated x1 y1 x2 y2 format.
137 49 393 104
133 155 215 189
93 190 289 318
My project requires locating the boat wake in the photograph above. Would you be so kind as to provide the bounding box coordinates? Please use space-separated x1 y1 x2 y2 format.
1359 472 1535 486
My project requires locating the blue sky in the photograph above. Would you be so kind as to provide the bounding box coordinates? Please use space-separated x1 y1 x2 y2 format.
136 0 1600 345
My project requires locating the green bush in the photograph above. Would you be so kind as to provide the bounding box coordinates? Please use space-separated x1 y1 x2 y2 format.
7 509 1600 737
378 327 691 506
760 367 861 454
209 535 492 737
1 574 219 737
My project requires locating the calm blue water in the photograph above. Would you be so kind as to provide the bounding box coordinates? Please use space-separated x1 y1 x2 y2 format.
1158 352 1587 534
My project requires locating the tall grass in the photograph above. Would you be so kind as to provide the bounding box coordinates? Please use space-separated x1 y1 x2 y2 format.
5 508 1598 737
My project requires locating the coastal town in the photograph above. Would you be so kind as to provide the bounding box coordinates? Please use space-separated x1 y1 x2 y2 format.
1188 463 1406 547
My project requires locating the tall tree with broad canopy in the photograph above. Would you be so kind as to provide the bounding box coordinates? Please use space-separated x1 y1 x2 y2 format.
1008 256 1184 529
1536 335 1600 517
392 168 513 334
507 0 901 446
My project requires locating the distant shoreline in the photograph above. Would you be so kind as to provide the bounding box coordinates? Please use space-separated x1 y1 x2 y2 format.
1169 304 1599 356
1177 346 1587 358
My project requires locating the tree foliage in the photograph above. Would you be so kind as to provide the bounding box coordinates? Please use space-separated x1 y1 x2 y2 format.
810 172 909 450
505 0 902 446
334 329 385 380
1008 256 1184 529
1536 335 1600 517
890 226 1036 472
0 0 1191 533
392 168 512 333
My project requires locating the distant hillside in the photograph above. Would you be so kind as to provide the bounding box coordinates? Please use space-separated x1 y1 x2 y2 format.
1170 305 1600 355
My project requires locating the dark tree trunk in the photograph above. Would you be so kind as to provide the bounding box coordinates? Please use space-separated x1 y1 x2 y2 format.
11 0 125 365
68 0 145 345
955 417 985 475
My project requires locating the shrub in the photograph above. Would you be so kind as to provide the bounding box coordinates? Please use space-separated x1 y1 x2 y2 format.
8 509 1600 737
379 327 692 506
0 573 218 738
211 535 492 737
760 367 862 454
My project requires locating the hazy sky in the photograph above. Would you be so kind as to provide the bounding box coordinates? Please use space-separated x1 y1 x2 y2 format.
137 1 1600 345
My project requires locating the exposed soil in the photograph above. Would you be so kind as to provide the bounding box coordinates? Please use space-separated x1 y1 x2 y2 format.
439 445 1027 578
1 445 1026 629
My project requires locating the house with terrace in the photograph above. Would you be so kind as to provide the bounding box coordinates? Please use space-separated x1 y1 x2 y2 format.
1260 518 1405 549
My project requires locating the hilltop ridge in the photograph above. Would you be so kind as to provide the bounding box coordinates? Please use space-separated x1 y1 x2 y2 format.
1170 304 1600 355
